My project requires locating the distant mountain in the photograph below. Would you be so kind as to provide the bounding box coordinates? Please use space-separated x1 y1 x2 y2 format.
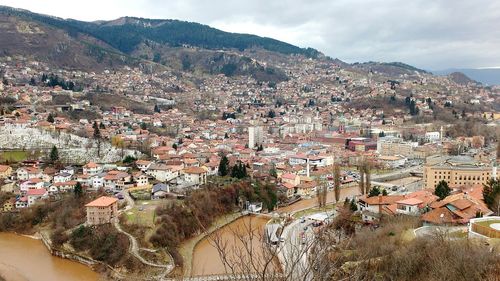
351 61 428 76
433 68 500 86
0 5 326 82
0 6 321 58
447 72 478 85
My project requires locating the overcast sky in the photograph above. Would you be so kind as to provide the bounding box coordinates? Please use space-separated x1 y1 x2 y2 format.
1 0 499 70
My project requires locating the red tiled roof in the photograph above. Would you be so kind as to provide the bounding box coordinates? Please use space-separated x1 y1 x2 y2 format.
27 188 46 196
85 196 118 207
183 167 207 174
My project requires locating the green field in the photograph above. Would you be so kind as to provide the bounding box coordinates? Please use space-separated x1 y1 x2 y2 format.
124 200 164 227
0 150 30 162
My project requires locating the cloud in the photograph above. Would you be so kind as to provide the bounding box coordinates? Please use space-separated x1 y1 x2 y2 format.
1 0 499 69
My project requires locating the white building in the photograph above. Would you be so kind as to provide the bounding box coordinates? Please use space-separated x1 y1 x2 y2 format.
248 126 264 149
425 131 440 142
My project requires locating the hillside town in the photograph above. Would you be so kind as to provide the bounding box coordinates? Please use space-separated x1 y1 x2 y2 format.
0 51 499 280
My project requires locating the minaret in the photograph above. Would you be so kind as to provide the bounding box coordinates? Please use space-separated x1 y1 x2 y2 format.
440 126 444 142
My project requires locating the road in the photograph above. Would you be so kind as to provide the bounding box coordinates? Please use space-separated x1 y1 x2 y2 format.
279 210 337 281
114 189 174 277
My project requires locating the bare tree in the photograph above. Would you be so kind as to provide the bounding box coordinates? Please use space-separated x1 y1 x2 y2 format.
358 164 365 195
364 163 371 195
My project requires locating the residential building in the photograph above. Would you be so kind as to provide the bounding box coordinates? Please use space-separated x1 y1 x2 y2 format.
183 167 208 186
248 126 264 149
0 165 12 179
83 162 103 176
85 196 119 225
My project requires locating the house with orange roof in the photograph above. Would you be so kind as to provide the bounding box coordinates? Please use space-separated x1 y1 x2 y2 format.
357 195 406 214
103 171 132 191
85 196 118 225
281 173 300 186
421 193 492 225
16 166 42 181
0 165 12 179
183 167 208 187
396 198 423 215
135 160 152 172
83 162 103 176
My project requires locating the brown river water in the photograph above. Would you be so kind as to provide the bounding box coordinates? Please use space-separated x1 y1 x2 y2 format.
0 186 360 280
191 215 274 276
0 233 99 281
190 185 360 276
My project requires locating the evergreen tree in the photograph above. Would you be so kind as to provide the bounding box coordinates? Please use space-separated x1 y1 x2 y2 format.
434 180 451 200
368 186 381 197
218 155 230 176
154 104 161 113
350 198 358 212
74 182 83 198
50 145 59 163
99 122 105 129
172 143 178 150
93 121 101 157
47 113 55 123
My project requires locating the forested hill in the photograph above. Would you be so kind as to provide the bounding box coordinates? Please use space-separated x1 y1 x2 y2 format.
0 5 321 58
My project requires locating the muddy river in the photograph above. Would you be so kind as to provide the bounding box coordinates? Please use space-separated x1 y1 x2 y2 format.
0 233 99 281
191 215 275 276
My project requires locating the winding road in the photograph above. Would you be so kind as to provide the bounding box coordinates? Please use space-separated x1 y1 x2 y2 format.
114 191 174 276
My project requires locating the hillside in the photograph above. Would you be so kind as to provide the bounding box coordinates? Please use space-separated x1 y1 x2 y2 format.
0 6 320 82
448 72 478 85
434 68 500 86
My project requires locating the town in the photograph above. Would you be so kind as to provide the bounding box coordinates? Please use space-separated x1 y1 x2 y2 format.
0 4 499 281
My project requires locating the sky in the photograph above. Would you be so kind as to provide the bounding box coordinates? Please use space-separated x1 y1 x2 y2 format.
1 0 499 70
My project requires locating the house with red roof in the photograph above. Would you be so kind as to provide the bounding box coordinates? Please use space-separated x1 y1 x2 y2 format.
83 162 103 176
85 196 118 225
27 188 48 207
421 193 492 225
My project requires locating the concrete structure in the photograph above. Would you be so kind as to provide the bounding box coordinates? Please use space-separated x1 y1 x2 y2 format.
423 155 493 189
379 155 407 168
85 196 119 225
377 136 417 158
248 126 264 149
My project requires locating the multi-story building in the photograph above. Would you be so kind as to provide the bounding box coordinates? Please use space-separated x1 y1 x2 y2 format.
248 126 264 149
423 156 493 189
377 136 417 158
85 196 118 225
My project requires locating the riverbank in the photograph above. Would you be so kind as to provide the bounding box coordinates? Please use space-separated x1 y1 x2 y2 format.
178 212 244 277
190 214 272 276
0 232 99 281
